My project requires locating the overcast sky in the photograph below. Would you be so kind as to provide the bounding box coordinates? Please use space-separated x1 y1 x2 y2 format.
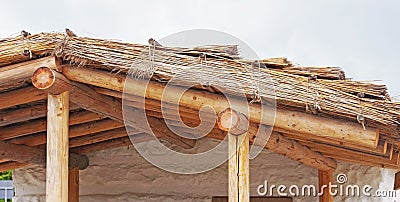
1 0 399 97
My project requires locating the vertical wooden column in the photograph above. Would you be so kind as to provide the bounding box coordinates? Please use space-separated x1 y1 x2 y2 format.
228 133 250 202
218 108 250 202
319 170 334 202
69 167 79 202
46 91 69 202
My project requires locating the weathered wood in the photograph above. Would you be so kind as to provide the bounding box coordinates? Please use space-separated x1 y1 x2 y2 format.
71 136 132 154
0 161 27 172
301 140 398 168
0 110 105 140
32 66 123 122
9 119 124 146
265 131 337 171
0 140 46 165
283 133 388 156
68 167 79 202
218 108 250 202
46 91 69 202
228 133 250 202
62 66 379 148
32 66 195 149
0 102 80 127
0 57 57 87
0 140 88 169
0 86 47 110
394 171 400 190
319 170 334 202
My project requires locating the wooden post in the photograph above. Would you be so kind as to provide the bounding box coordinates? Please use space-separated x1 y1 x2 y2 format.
218 108 250 202
319 170 334 202
46 91 69 202
394 171 400 190
68 167 79 202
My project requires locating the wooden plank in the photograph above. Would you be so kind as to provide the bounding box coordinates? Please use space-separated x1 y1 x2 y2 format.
0 86 47 110
319 170 334 202
46 91 69 202
68 167 79 202
62 66 379 148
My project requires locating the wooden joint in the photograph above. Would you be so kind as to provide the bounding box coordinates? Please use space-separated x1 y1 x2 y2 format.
217 108 248 135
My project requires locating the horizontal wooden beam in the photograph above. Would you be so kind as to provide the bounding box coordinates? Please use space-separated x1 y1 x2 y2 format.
0 102 80 127
0 57 58 87
8 119 124 146
0 140 46 165
0 140 88 170
0 161 26 172
31 66 196 149
61 66 379 148
0 110 105 140
300 140 399 169
282 133 388 156
0 86 47 110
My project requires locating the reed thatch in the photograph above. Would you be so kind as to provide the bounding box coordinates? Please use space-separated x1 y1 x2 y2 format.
1 32 399 141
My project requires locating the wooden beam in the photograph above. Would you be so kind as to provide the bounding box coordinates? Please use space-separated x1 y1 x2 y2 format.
0 102 80 127
319 170 334 202
8 119 124 146
61 66 379 148
0 161 27 172
265 131 337 171
68 167 79 202
0 140 88 169
32 66 123 122
46 91 69 202
32 66 195 149
0 140 45 165
0 57 57 87
282 132 388 156
0 110 105 140
300 140 399 168
71 136 132 154
0 86 47 110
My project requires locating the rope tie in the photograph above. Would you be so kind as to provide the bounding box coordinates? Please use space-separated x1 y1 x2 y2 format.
357 92 366 130
306 75 320 115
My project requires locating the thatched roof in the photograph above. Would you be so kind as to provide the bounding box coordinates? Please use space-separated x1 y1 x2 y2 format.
0 32 399 170
1 32 398 134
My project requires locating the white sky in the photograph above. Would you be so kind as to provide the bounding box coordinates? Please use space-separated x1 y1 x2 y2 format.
1 0 399 96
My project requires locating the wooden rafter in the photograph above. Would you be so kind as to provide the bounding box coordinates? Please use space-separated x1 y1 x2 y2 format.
61 65 380 148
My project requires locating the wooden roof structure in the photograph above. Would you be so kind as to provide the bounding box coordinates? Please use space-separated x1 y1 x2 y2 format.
0 31 400 201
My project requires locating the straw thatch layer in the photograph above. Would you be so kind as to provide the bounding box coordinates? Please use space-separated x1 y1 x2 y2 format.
0 32 399 140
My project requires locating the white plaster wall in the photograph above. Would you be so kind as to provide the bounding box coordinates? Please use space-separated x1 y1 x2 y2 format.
12 138 399 202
